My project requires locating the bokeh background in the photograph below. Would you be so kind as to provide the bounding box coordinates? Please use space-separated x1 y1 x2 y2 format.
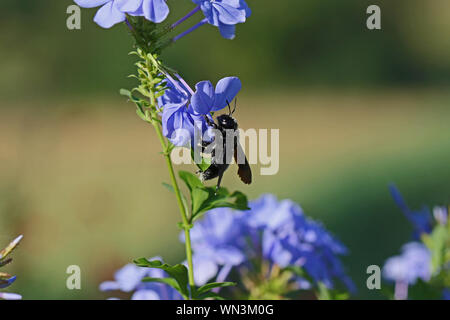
1 0 449 299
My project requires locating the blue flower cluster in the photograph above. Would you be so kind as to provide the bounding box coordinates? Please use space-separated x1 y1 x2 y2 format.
74 0 251 39
383 242 431 285
383 185 449 300
100 258 182 300
158 74 241 147
101 195 354 299
184 194 355 292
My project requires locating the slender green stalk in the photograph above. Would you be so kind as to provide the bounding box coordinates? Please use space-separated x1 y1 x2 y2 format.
133 48 196 297
150 120 196 292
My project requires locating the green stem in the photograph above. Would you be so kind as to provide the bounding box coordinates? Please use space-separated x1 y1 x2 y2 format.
139 50 196 297
150 113 196 297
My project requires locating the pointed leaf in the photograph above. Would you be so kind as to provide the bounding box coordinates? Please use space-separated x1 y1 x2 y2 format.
194 282 236 297
134 258 189 298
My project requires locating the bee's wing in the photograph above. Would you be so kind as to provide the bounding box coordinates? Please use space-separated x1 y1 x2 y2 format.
234 138 252 185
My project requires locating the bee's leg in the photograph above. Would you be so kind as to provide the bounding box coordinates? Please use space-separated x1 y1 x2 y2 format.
215 173 224 195
203 115 218 129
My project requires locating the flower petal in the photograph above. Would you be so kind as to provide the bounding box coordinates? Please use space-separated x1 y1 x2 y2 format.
74 0 110 8
213 2 246 25
94 2 126 28
131 289 161 300
115 0 143 12
213 76 241 111
191 80 215 115
143 0 170 23
0 292 22 300
218 23 236 40
192 254 219 286
99 280 120 291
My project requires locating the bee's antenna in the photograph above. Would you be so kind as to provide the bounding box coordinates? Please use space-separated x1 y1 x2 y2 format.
232 98 237 115
226 100 232 115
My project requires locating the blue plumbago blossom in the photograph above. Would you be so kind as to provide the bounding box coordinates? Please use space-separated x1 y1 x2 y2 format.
383 242 431 286
192 0 251 39
389 184 433 237
190 77 241 115
74 0 169 28
158 76 210 147
182 194 355 293
100 258 182 300
158 75 240 147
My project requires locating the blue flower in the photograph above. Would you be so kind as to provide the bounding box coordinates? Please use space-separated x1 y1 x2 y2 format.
247 194 355 292
192 0 251 39
158 76 211 147
74 0 169 28
383 242 431 285
116 0 169 23
183 207 247 285
190 77 241 115
389 184 433 237
74 0 126 28
100 257 183 300
184 194 354 292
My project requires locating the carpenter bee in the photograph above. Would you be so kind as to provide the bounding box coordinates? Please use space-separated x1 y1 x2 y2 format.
198 100 252 191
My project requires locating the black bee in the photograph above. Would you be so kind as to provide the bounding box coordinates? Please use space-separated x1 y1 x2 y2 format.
198 100 252 191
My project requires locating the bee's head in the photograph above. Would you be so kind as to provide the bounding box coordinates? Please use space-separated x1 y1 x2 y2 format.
217 114 238 130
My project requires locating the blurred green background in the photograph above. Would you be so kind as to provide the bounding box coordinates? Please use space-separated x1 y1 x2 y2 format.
0 0 449 299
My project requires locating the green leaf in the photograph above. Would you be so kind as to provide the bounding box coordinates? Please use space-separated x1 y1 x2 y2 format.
191 188 210 215
178 171 203 192
178 171 249 222
422 224 448 273
120 88 149 121
134 258 190 299
194 282 236 298
196 291 225 300
142 277 181 293
191 149 211 172
192 189 249 222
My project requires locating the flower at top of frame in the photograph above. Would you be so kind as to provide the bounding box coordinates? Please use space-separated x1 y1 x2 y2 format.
382 242 431 285
99 258 182 300
192 0 251 39
74 0 169 28
182 194 355 292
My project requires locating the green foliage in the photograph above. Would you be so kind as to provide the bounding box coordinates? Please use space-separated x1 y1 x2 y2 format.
134 258 234 300
422 224 449 274
134 258 190 299
126 15 171 54
191 149 211 172
178 171 249 222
